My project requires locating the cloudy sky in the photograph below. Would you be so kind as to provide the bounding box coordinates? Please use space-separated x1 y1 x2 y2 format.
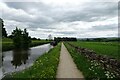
0 0 118 39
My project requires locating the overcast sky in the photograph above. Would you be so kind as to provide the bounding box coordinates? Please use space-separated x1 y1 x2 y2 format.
0 0 119 39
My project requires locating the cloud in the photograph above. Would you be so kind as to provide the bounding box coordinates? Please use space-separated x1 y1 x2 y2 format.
56 2 117 22
0 1 118 39
92 24 118 31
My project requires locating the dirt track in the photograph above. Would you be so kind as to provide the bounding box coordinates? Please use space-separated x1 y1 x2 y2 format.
56 43 84 78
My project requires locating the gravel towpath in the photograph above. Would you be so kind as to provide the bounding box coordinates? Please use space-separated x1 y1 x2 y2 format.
56 43 84 78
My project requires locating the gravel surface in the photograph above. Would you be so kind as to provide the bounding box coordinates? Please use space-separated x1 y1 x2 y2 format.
56 43 84 78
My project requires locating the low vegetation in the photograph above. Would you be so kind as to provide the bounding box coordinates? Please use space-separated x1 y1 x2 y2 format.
2 38 51 51
30 40 51 47
69 41 120 60
64 42 116 80
65 43 106 80
2 42 14 51
2 43 61 79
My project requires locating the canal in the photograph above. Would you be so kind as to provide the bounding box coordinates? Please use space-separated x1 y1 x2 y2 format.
1 43 53 78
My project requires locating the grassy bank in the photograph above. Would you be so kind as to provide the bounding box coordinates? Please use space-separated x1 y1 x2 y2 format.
3 43 61 79
2 38 51 51
69 41 119 60
30 40 50 47
2 42 14 51
64 42 113 80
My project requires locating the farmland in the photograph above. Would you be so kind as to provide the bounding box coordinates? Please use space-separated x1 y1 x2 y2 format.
64 43 106 79
64 41 120 79
69 41 120 60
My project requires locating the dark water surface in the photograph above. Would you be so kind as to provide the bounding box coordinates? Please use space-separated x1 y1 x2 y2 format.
1 43 52 78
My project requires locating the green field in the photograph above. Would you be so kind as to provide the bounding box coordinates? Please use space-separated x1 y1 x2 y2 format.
3 43 61 79
69 41 120 60
64 43 107 79
64 42 119 79
2 38 51 51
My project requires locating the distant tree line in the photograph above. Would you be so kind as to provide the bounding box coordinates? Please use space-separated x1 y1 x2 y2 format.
54 37 77 42
8 35 41 41
79 38 120 42
31 37 41 40
50 37 77 46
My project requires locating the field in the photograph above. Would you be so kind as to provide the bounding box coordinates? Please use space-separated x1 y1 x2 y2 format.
2 38 51 51
64 43 106 79
2 43 61 79
69 41 120 60
64 41 120 79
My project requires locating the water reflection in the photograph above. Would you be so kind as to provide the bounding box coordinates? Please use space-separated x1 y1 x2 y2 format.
11 49 30 69
2 43 52 76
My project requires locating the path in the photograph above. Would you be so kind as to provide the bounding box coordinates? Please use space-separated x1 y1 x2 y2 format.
56 43 84 78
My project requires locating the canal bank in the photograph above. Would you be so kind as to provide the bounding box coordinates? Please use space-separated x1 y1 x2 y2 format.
2 43 53 79
2 43 61 79
2 40 51 51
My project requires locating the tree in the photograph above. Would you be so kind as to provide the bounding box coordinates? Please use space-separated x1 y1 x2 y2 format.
8 35 13 39
12 27 31 49
22 28 31 48
12 27 23 48
0 18 7 37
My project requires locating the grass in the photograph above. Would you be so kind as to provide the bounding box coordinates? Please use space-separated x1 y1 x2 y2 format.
69 41 120 60
2 38 13 42
30 40 50 47
64 42 117 80
2 42 14 51
2 38 51 51
1 38 13 51
2 43 61 79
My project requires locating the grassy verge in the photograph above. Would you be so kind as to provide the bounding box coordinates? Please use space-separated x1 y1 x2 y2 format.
2 43 61 79
2 39 51 51
64 42 110 80
2 42 14 51
30 40 50 47
69 41 119 60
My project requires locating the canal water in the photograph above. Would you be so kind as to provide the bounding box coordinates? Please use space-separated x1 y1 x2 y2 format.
1 43 52 78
